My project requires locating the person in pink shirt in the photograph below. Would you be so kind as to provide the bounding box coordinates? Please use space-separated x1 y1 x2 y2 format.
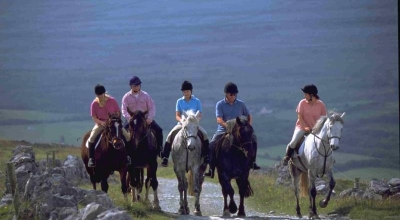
282 84 327 166
88 84 130 167
121 76 163 155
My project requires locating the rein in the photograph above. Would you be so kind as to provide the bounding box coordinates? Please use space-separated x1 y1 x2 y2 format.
232 141 252 157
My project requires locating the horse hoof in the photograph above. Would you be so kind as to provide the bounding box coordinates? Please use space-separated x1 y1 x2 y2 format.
319 199 328 208
309 213 320 219
237 213 246 217
194 210 202 216
297 214 302 218
223 209 231 217
153 205 161 211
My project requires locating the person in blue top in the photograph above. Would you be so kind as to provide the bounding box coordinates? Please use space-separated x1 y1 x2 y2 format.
161 80 209 167
204 82 260 178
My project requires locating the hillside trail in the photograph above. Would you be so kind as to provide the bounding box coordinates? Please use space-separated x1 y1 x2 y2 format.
151 178 348 220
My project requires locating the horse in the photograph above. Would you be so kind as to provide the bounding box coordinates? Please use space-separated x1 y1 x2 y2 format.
289 111 345 219
81 113 128 197
171 110 206 215
214 116 255 217
125 109 160 210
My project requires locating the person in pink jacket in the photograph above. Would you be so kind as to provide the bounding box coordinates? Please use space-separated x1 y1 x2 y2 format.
282 84 327 166
88 84 130 167
121 76 163 156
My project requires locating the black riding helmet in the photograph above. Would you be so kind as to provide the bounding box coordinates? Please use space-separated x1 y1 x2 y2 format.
224 82 239 94
301 84 319 99
181 80 193 91
129 76 142 86
94 84 106 95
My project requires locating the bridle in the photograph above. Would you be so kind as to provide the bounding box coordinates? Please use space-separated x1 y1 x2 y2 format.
105 118 125 149
231 126 253 158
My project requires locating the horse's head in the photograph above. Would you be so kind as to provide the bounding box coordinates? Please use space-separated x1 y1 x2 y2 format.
231 116 254 155
104 113 125 150
325 112 345 150
181 110 200 151
127 109 149 148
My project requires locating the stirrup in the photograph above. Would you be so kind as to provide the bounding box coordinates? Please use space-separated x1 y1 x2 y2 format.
88 158 96 167
127 156 131 165
161 158 168 167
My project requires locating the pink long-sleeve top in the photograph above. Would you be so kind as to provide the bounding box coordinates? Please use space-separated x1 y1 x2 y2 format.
121 90 156 121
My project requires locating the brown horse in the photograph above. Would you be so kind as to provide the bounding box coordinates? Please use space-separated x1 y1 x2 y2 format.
81 113 128 197
213 117 255 217
125 109 160 210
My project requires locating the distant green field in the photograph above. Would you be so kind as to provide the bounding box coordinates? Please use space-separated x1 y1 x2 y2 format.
0 109 80 121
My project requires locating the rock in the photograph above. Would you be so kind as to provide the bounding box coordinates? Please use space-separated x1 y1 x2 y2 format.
388 178 400 187
0 194 13 207
369 180 390 195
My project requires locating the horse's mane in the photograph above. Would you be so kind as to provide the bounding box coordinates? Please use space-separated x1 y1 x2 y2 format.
312 110 344 134
220 117 253 151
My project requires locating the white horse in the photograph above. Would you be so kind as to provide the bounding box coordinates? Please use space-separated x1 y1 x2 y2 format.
171 110 205 215
289 111 345 219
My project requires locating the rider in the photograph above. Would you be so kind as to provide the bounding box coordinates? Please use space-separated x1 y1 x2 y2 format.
282 84 327 166
121 76 164 156
161 80 209 167
88 84 130 167
204 82 260 178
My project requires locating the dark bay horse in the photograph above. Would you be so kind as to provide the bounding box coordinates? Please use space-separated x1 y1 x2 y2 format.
214 116 255 217
126 109 160 210
81 113 128 197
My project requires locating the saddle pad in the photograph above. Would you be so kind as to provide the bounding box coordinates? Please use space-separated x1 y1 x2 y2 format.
85 134 103 149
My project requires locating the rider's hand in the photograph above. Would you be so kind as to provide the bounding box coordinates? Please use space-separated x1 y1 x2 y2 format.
146 118 153 125
305 127 311 133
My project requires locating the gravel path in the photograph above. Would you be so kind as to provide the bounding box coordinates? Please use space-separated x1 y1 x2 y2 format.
156 178 299 219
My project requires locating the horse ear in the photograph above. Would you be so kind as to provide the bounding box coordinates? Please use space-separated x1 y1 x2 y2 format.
340 112 346 119
127 107 134 117
195 110 200 120
236 117 242 125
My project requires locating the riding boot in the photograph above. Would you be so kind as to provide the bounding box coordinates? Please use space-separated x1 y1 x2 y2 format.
156 129 164 158
204 141 214 178
282 147 295 166
161 141 171 167
88 142 96 167
201 139 210 165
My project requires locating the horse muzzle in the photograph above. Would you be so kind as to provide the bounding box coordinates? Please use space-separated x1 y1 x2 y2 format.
112 138 125 150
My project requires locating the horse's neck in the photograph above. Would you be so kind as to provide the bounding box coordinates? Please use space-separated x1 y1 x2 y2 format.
315 124 330 150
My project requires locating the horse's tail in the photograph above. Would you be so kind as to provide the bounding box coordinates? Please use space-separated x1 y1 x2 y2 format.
243 179 254 198
188 170 195 196
299 171 309 197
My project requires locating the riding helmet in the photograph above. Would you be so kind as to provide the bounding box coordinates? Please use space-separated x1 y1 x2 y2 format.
301 84 319 99
181 80 193 91
224 82 239 94
94 84 106 95
129 76 142 86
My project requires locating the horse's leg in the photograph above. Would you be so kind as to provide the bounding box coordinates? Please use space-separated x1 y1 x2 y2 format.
290 164 302 218
193 168 202 216
90 175 97 190
308 171 319 219
150 163 160 210
130 169 139 203
235 178 246 217
100 179 108 193
145 174 151 203
320 170 335 208
220 175 236 216
119 168 128 200
176 172 187 215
